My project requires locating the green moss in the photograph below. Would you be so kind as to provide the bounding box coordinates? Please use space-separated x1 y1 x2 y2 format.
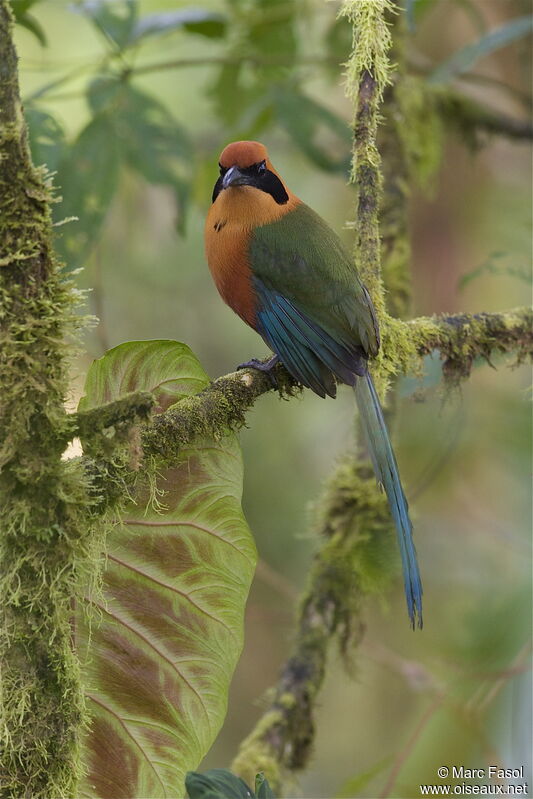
395 76 444 193
231 710 284 792
142 366 298 465
339 0 395 113
0 4 103 795
338 0 397 352
312 458 399 621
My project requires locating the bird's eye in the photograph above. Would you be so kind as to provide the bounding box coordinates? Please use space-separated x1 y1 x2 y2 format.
219 163 228 176
257 160 266 174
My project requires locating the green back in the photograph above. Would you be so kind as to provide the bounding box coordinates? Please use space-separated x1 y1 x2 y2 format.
248 202 379 357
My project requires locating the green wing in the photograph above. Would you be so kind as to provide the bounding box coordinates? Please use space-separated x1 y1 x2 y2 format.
249 202 380 358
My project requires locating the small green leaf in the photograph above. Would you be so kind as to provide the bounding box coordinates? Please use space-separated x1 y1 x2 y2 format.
116 84 192 176
11 0 40 13
25 108 66 175
14 11 47 46
130 9 227 43
255 772 275 798
55 112 120 268
74 0 138 49
429 14 533 84
186 769 255 799
12 0 47 44
78 341 257 797
274 88 351 173
86 74 125 114
59 77 192 262
183 16 227 39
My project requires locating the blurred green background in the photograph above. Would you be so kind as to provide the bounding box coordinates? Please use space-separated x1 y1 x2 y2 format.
13 0 531 796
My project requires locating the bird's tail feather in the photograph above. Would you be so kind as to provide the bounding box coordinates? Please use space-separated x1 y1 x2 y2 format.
354 372 423 629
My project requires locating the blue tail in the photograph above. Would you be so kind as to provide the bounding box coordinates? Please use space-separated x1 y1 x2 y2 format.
354 373 423 629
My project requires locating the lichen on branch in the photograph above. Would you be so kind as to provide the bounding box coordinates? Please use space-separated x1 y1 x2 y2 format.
340 0 396 322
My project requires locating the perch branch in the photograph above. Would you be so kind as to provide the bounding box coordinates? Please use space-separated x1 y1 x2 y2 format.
405 310 533 378
70 391 155 441
134 309 532 463
140 365 297 463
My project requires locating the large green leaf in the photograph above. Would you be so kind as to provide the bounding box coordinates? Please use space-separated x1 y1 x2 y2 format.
429 14 533 83
78 340 256 798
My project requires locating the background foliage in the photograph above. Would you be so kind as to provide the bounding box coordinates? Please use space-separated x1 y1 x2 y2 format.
12 0 532 796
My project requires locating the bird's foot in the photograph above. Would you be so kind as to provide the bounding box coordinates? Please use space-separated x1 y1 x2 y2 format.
237 354 280 388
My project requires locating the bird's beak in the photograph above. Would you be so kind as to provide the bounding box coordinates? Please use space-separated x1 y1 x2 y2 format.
222 165 254 190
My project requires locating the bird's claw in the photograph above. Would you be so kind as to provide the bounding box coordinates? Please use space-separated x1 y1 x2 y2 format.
237 355 280 388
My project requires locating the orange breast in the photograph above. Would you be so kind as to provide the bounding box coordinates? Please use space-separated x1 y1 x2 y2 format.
205 216 256 329
204 207 257 328
205 183 300 329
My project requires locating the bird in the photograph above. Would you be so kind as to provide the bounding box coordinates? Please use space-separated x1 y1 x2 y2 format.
205 140 423 629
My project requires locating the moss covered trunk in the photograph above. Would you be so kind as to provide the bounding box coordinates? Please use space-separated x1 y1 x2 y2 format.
0 3 88 795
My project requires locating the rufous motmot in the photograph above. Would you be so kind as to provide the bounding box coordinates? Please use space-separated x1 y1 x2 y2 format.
205 140 423 629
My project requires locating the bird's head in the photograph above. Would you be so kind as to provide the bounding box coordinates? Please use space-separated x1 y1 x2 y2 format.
212 141 289 206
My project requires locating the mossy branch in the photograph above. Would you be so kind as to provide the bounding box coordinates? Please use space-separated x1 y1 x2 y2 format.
126 309 531 461
0 2 93 795
405 310 533 378
141 365 296 463
340 0 395 322
71 391 155 441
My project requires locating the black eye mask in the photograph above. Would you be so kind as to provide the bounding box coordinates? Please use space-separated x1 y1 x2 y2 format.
212 161 289 205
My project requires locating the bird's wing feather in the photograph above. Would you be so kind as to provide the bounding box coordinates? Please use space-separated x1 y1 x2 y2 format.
249 202 380 359
255 282 367 396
